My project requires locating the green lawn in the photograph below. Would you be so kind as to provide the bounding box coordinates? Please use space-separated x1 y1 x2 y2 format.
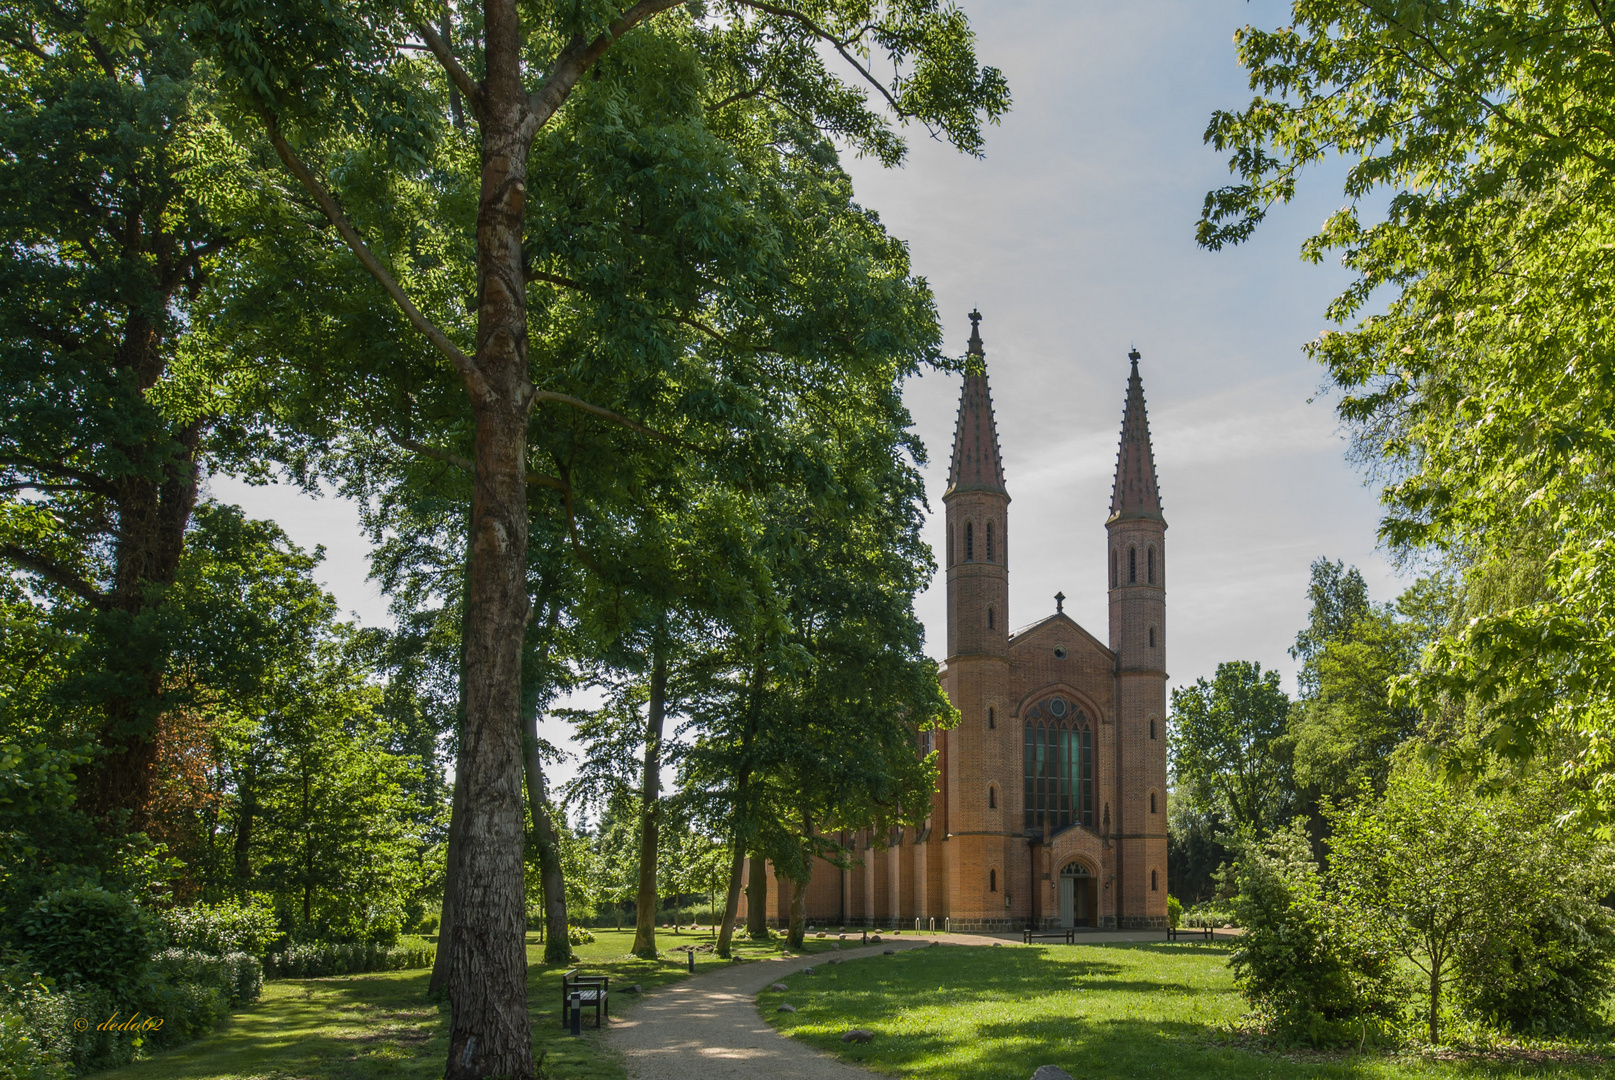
761 941 1613 1080
93 928 828 1080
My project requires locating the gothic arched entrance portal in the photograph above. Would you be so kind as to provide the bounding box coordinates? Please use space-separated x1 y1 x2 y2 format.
1059 861 1095 928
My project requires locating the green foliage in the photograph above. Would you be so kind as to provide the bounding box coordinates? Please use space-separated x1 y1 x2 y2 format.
1199 1 1615 813
160 895 280 957
1166 895 1182 930
566 926 595 947
1169 661 1294 836
1329 760 1615 1042
13 887 160 998
263 940 435 979
1228 822 1399 1046
0 1008 66 1080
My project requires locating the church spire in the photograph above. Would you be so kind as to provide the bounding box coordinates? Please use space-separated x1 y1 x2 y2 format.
947 310 1007 496
1109 349 1163 522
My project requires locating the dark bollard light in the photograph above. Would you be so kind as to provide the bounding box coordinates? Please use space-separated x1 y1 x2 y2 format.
569 992 582 1037
687 948 695 973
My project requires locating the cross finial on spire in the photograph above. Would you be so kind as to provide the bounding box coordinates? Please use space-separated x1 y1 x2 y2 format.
1054 591 1065 614
967 309 984 356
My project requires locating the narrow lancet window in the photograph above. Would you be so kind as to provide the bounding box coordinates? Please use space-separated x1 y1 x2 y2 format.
1129 546 1137 583
966 522 974 562
988 707 996 729
987 607 994 630
1111 550 1118 588
988 786 996 809
1148 546 1156 584
989 869 997 892
986 520 994 562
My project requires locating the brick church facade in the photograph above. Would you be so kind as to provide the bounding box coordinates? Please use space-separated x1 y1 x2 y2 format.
746 312 1170 931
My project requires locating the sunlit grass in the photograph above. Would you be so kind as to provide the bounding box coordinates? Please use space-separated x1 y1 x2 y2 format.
94 927 825 1080
761 941 1613 1080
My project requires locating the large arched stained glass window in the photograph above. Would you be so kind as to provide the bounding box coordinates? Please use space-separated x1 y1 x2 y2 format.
1023 698 1094 831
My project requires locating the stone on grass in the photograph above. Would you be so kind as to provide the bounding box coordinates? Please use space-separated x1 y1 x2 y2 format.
841 1029 875 1044
802 966 815 974
777 1003 797 1013
869 934 882 943
992 942 1002 947
833 943 842 950
1030 1068 1074 1080
770 982 790 992
629 983 644 993
882 949 895 955
815 932 826 938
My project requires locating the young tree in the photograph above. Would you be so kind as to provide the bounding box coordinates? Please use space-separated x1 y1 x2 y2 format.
1170 661 1295 837
1328 762 1502 1044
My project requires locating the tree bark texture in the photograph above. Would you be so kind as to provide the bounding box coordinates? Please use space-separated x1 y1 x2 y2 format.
631 643 669 958
443 3 536 1073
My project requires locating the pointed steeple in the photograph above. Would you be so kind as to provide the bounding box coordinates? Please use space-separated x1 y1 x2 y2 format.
947 310 1007 496
1109 349 1163 522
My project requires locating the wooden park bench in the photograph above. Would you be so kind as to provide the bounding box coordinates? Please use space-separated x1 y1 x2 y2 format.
560 970 609 1028
1166 924 1214 943
1022 927 1077 945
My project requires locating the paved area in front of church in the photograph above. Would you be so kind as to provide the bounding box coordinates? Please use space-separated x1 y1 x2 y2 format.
604 929 1236 1080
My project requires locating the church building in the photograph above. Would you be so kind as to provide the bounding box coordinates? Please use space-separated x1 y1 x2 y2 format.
749 311 1170 930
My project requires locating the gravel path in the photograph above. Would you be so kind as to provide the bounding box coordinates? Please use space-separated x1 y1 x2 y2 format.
604 934 1003 1080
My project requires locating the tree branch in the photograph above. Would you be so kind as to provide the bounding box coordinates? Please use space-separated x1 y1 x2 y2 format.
734 2 914 119
0 455 116 497
394 436 472 472
524 0 685 133
529 390 672 443
261 114 490 402
414 19 482 117
0 543 107 608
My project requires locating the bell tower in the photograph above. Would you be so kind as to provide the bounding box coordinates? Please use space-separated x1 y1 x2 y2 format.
1106 349 1169 929
942 310 1014 929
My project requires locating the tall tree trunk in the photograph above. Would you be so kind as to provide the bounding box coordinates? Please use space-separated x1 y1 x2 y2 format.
631 640 668 958
233 769 256 892
524 710 570 964
443 2 538 1075
521 596 569 963
787 873 807 950
746 847 769 939
429 754 470 997
716 656 766 959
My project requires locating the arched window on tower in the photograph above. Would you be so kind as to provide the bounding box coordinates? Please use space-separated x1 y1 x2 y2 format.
986 520 994 562
1148 546 1156 584
1150 792 1157 814
987 607 994 630
948 528 954 567
1023 698 1095 831
1149 717 1157 740
1111 549 1118 588
1149 627 1156 648
1151 869 1158 892
988 707 996 730
989 869 997 892
988 786 996 809
965 522 974 562
1129 546 1137 583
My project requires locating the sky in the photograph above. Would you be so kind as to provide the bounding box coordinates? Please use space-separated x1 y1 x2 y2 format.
208 0 1405 784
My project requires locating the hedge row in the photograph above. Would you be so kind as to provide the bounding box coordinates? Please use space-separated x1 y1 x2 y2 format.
264 940 434 979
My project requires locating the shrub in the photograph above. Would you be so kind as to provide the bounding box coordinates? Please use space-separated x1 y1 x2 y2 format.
152 950 262 1007
415 914 439 935
13 887 160 997
139 979 229 1049
162 896 280 958
0 1007 68 1080
1229 823 1399 1046
263 941 434 979
1458 896 1615 1035
567 926 595 946
1166 895 1183 930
